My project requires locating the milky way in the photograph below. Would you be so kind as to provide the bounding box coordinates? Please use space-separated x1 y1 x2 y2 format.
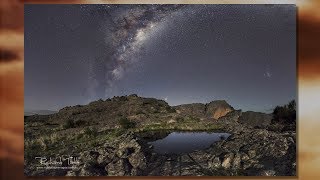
25 4 296 112
87 5 185 97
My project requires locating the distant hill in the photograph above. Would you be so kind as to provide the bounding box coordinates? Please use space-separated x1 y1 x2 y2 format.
24 110 57 116
24 94 238 130
24 95 277 130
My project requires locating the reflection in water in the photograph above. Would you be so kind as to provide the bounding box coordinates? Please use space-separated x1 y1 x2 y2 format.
148 132 231 154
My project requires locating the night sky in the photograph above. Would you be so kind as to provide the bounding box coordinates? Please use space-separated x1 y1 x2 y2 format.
25 4 296 112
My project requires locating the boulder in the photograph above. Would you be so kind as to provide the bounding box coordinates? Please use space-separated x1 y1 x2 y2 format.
128 152 146 169
167 119 176 124
206 100 234 119
232 153 241 169
222 153 234 169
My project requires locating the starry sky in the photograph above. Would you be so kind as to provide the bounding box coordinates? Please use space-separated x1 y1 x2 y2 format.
25 4 296 112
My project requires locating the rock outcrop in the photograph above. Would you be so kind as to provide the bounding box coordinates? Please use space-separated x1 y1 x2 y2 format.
50 116 296 176
174 100 234 119
206 100 234 119
64 133 149 176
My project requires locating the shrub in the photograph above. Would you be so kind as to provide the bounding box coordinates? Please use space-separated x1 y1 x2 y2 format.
119 117 136 129
71 111 81 115
143 98 158 105
84 127 98 138
74 119 87 127
25 141 43 161
119 96 128 101
63 119 75 129
166 106 176 113
272 100 296 125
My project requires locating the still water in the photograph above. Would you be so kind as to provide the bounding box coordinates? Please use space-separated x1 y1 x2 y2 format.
148 132 231 154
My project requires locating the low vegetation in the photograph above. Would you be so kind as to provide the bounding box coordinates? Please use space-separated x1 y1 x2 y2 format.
63 119 75 129
24 128 124 165
136 121 221 132
119 117 136 129
272 100 296 125
84 126 98 138
165 106 176 113
268 100 296 131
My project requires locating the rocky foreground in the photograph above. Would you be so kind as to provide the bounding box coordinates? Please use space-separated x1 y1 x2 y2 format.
24 95 296 176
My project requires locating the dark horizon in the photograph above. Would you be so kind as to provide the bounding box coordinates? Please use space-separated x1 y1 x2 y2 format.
25 4 296 113
24 94 295 114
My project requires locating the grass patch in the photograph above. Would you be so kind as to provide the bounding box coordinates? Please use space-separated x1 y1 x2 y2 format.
24 128 125 164
136 122 222 132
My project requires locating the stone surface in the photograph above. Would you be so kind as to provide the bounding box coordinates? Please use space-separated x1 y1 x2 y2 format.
206 100 234 119
222 153 234 169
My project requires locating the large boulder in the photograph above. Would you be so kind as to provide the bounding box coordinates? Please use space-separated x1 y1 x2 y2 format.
206 100 234 119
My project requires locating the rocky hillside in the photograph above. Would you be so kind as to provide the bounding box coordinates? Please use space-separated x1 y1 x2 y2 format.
25 94 176 131
25 95 238 129
24 95 296 176
238 111 272 128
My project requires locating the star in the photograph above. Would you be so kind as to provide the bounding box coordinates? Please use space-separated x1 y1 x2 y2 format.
264 71 272 78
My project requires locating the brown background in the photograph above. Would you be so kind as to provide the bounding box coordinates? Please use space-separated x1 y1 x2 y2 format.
0 0 319 179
